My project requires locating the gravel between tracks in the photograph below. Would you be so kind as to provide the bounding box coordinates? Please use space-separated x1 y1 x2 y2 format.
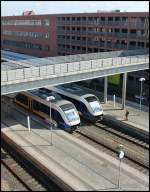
1 163 27 191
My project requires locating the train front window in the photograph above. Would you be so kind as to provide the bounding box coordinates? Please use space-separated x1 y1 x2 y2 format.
89 101 102 113
60 103 79 122
64 109 79 122
85 96 102 113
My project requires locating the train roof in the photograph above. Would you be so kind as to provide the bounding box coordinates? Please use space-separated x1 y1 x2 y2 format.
28 88 63 103
56 84 91 97
28 88 74 107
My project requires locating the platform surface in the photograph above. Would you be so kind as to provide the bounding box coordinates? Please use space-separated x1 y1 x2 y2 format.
1 108 149 191
102 100 149 133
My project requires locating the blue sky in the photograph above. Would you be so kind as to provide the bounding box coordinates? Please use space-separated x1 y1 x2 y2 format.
1 1 149 16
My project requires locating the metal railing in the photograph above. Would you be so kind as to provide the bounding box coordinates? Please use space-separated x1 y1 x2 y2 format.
57 20 147 28
57 38 148 50
57 30 148 40
1 53 149 85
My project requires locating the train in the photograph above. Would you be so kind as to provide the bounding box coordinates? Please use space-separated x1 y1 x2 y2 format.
45 83 104 122
14 88 80 132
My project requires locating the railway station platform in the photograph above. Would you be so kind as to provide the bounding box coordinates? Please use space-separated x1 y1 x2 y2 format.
102 100 149 133
1 106 149 191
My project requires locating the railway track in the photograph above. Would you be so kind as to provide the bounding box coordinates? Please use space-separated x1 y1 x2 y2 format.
73 124 149 175
1 147 46 191
95 121 149 149
1 132 62 191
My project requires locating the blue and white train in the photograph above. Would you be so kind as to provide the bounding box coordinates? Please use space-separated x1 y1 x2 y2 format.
46 84 103 122
14 88 80 132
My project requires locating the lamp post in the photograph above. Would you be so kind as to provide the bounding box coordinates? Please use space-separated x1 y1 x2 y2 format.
46 96 55 146
117 147 124 189
139 77 145 111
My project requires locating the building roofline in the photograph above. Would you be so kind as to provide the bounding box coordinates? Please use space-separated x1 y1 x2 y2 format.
2 11 149 18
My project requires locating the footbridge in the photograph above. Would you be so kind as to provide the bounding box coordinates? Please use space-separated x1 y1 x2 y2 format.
1 49 149 99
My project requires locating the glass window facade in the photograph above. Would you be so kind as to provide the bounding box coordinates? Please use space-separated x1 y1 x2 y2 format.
2 40 50 51
2 19 49 26
2 30 49 39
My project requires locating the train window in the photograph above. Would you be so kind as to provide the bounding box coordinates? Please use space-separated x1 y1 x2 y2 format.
16 93 28 106
33 101 49 115
60 103 74 111
85 96 97 102
33 100 39 111
39 103 49 115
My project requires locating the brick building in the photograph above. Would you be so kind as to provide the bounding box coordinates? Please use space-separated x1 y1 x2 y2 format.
1 11 149 57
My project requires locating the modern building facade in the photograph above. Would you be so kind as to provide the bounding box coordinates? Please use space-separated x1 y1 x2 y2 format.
1 11 149 57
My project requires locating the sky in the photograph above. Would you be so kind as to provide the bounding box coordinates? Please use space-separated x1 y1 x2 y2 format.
1 1 149 16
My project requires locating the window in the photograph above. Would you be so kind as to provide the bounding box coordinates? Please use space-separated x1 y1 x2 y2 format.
137 42 144 47
141 17 145 22
130 29 136 34
122 17 128 22
128 76 134 81
114 28 120 33
94 48 98 52
115 17 120 21
122 29 128 33
88 17 93 21
42 19 49 26
2 40 44 51
101 17 105 21
16 93 28 106
144 80 149 84
129 41 136 46
2 19 42 26
108 17 113 21
135 77 140 82
39 103 49 115
2 30 49 39
82 17 86 21
44 45 50 51
33 100 40 111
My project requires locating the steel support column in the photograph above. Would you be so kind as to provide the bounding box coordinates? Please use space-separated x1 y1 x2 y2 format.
122 73 127 110
104 76 108 103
